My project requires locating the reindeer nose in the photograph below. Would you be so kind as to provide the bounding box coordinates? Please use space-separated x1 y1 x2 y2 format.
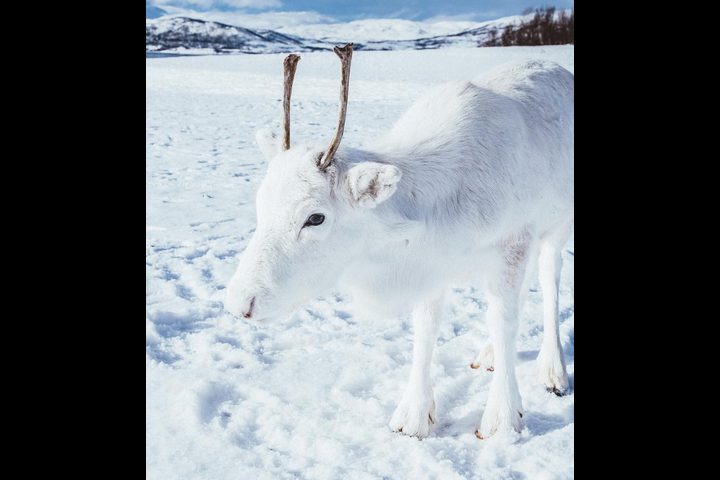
242 296 256 319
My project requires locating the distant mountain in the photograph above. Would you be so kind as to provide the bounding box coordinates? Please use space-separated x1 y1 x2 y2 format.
146 13 567 55
278 15 526 44
354 21 521 51
277 18 485 43
146 17 322 54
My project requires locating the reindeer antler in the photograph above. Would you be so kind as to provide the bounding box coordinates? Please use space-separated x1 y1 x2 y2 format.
318 43 353 171
282 54 301 151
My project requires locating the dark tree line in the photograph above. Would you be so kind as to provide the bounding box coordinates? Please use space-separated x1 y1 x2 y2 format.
484 7 574 46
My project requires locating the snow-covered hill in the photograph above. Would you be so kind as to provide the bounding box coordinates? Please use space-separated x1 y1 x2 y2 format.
146 17 313 55
277 15 526 43
146 45 574 479
145 14 536 55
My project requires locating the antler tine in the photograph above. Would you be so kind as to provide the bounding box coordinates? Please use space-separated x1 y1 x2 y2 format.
318 43 353 171
282 54 301 151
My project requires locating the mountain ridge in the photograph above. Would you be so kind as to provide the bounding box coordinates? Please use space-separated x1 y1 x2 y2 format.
146 12 569 55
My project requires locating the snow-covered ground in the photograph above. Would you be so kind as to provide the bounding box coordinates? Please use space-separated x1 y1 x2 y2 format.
146 46 574 480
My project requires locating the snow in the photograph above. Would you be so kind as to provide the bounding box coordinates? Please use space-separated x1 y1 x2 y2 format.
147 46 574 479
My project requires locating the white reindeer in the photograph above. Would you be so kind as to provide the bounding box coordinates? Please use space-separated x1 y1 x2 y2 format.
225 44 573 439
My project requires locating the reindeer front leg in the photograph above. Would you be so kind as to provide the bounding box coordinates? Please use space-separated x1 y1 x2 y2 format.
390 296 443 439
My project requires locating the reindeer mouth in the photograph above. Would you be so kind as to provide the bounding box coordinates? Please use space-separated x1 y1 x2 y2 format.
243 296 256 319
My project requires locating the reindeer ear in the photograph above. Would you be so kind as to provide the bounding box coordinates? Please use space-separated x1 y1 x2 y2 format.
345 162 402 209
255 128 281 161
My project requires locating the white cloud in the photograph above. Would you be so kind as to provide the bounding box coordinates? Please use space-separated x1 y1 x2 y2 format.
155 0 283 10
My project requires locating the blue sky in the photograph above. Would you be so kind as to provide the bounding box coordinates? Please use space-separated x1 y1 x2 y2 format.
150 0 574 22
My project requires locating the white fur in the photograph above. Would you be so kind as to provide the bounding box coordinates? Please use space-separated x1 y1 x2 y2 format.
226 60 574 439
255 128 281 160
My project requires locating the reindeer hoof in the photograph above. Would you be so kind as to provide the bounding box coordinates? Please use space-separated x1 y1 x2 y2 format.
547 386 567 397
390 391 435 438
476 412 522 438
470 363 493 371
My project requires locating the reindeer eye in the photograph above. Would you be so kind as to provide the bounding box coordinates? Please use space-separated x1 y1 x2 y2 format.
303 213 325 228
